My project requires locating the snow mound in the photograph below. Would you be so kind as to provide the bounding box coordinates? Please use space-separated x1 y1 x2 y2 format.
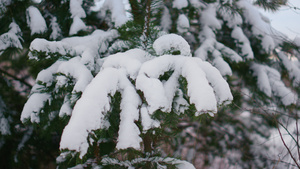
26 6 47 35
153 34 191 56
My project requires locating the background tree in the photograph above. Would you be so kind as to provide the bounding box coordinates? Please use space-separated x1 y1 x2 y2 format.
1 0 300 168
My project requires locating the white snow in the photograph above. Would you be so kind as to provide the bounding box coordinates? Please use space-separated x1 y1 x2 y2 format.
34 61 63 89
219 8 243 28
101 0 129 27
140 105 160 131
189 0 205 8
21 61 63 123
182 59 217 115
153 34 191 56
172 0 188 9
59 98 72 117
26 6 47 35
200 4 222 30
70 0 86 19
101 49 150 79
197 60 233 105
60 68 142 158
136 54 232 117
278 52 300 86
69 0 87 35
231 26 254 59
56 57 93 93
29 39 74 60
59 39 233 157
177 14 190 33
69 16 87 35
0 22 23 54
21 93 51 123
29 29 118 71
237 0 277 52
161 6 172 32
251 63 297 105
194 38 242 75
50 17 62 40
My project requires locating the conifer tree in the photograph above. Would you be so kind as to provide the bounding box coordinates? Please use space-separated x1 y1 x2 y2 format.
1 0 300 168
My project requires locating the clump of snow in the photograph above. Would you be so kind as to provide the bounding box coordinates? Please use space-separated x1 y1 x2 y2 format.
161 6 172 32
21 93 51 123
22 29 119 123
251 63 297 105
141 105 160 131
200 4 222 30
69 16 87 35
172 0 188 9
231 26 254 59
195 3 244 75
100 0 129 27
195 39 242 76
69 0 87 35
219 8 243 28
153 34 191 56
189 0 205 8
30 29 118 71
69 0 86 18
220 7 254 60
60 68 142 157
29 39 74 60
237 0 278 52
0 0 11 18
0 22 23 54
101 49 151 79
278 52 300 86
56 57 93 93
177 14 190 33
50 17 62 40
26 6 47 35
59 43 232 158
136 55 232 117
21 61 62 123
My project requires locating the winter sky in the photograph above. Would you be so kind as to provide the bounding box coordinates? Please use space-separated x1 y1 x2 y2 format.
259 0 300 40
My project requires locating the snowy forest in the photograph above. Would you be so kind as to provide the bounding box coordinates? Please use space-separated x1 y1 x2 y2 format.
1 0 300 168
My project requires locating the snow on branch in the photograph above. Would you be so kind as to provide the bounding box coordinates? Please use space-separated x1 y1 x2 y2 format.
0 22 23 54
100 0 129 27
69 0 87 35
60 67 142 157
251 63 297 106
26 6 47 35
237 0 282 52
58 34 233 158
278 52 300 86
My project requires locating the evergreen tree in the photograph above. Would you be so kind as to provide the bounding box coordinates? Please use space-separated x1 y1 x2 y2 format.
1 0 300 168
